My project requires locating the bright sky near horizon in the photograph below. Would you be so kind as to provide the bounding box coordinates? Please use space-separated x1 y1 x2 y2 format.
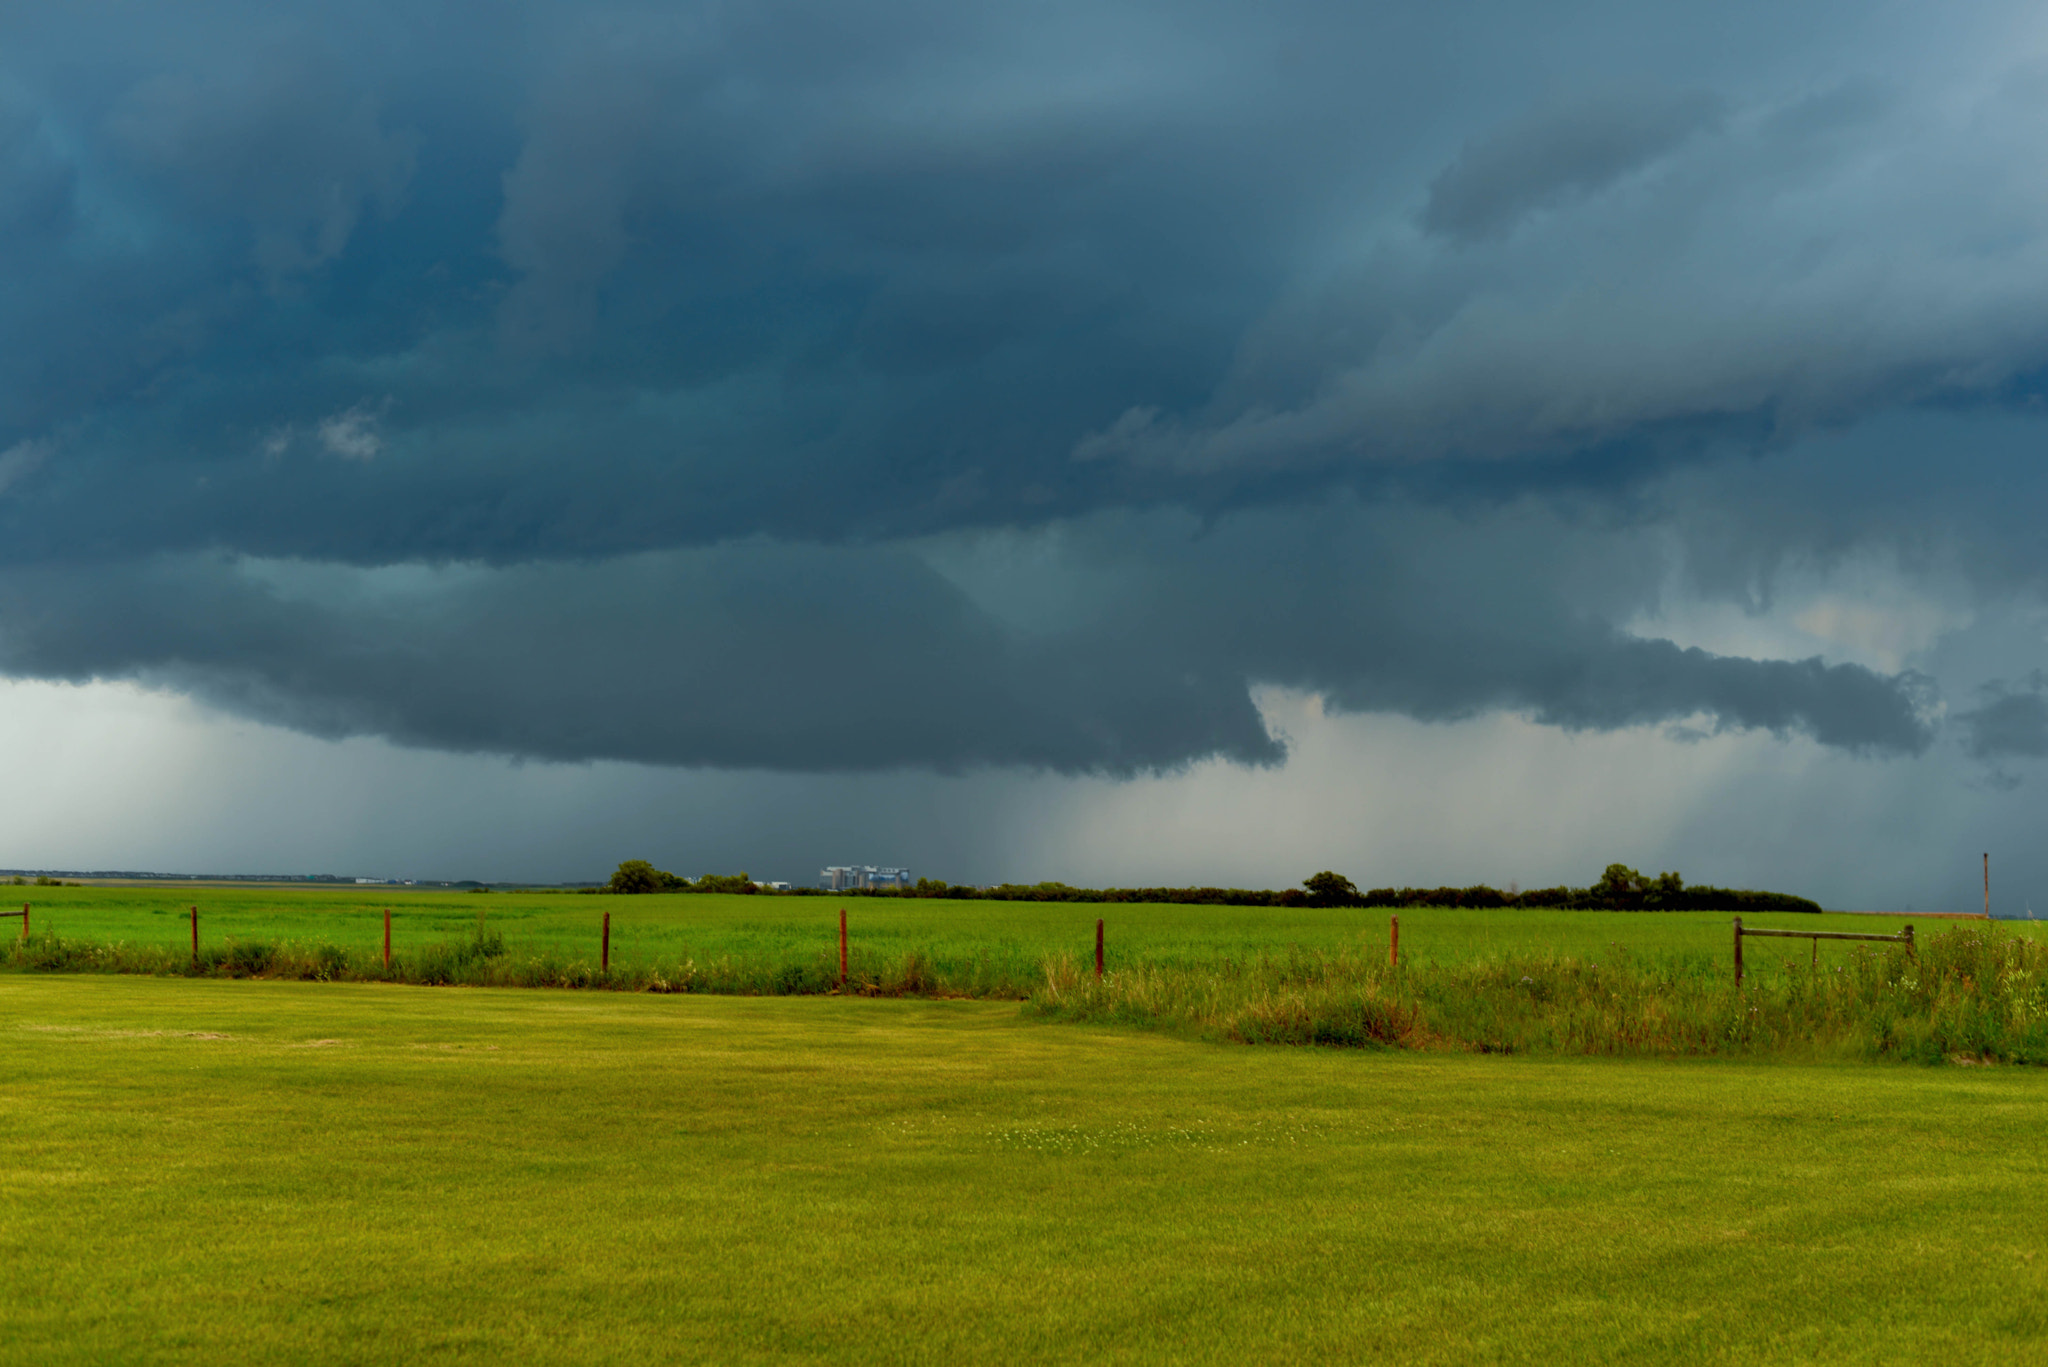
3 2 2046 908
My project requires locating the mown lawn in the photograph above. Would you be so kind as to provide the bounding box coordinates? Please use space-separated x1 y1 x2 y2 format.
2 975 2043 1363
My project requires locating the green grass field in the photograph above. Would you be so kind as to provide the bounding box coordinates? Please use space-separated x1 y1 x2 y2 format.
6 883 2016 982
3 974 2044 1364
18 884 2048 1063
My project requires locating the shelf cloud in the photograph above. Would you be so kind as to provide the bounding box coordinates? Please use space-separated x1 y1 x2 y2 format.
0 0 2039 780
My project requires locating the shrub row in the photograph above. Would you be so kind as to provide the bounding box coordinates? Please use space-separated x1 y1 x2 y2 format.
597 861 1819 912
823 869 1821 914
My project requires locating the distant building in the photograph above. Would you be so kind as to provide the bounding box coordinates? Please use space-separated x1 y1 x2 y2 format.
820 865 912 891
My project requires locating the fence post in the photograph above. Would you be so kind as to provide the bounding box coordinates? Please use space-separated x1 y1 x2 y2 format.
19 903 25 942
191 906 199 968
383 908 391 969
1390 914 1400 968
1733 915 1743 985
839 909 848 987
1095 919 1104 980
1903 924 1915 958
602 912 611 974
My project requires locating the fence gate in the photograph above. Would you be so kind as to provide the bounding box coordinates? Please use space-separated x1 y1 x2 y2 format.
1733 915 1913 984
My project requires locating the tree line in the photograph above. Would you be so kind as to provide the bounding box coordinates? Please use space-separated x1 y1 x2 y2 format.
597 860 1819 913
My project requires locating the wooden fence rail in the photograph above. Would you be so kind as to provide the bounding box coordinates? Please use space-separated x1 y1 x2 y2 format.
1734 915 1913 983
2 903 24 941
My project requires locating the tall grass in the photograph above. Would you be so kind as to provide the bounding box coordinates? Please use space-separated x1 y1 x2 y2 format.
0 925 1020 998
1027 925 2048 1063
9 921 2047 1062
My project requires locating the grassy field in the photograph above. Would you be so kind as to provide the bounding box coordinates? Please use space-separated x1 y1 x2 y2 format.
4 883 2018 982
15 884 2048 1062
2 973 2044 1364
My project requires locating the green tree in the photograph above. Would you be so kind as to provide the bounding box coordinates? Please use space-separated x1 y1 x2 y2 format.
1596 864 1644 899
689 872 756 894
1303 871 1363 907
608 859 679 894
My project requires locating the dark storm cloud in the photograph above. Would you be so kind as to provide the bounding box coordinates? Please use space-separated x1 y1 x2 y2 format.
0 500 1936 770
0 102 73 244
1956 677 2048 761
1057 503 1937 757
0 546 1283 773
105 60 417 280
0 1 2027 771
12 0 2008 561
1422 89 1722 242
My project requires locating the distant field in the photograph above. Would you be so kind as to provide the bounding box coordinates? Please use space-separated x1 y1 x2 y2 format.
2 975 2043 1364
6 883 2023 982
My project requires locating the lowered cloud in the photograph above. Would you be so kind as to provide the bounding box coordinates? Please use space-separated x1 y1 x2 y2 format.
0 498 1938 771
0 543 1281 773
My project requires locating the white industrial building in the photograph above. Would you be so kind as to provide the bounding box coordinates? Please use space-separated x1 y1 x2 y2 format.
820 865 912 891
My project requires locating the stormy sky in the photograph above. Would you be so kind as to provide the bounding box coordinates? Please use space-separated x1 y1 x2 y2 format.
4 1 2047 908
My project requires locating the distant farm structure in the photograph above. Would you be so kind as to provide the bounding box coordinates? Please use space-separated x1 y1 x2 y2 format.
821 865 913 892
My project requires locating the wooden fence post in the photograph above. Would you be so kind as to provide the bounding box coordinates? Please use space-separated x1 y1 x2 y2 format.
190 906 199 968
383 908 391 969
839 909 848 987
1733 915 1743 985
18 903 25 942
602 912 611 974
1390 914 1400 968
1903 924 1915 958
1095 919 1104 980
